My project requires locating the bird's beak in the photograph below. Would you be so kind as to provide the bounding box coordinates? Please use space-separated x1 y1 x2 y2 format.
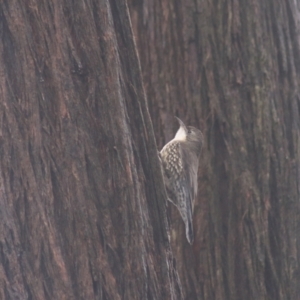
175 117 187 131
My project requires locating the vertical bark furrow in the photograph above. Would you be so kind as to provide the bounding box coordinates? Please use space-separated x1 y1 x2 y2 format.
0 0 182 299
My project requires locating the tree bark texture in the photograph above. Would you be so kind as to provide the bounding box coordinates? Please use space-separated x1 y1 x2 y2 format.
129 0 300 299
0 1 182 299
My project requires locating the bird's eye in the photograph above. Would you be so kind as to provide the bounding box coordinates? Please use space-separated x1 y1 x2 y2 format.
188 129 192 134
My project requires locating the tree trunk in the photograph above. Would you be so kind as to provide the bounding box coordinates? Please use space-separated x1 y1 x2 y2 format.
0 1 182 299
129 0 300 299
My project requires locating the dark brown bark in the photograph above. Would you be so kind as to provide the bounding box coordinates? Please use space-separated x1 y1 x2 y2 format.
0 1 182 299
129 0 300 299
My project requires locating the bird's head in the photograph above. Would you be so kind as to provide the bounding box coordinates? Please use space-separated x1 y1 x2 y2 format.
174 117 203 153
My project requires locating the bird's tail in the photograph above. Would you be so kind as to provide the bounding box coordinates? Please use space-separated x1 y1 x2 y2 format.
173 190 194 244
186 219 194 244
185 195 194 244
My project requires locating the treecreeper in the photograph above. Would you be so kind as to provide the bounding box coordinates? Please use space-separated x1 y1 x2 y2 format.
160 117 203 244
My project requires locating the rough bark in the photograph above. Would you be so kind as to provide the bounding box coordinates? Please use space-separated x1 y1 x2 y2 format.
129 0 300 299
0 1 182 299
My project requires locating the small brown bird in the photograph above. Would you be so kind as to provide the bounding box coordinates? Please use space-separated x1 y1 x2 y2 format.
160 117 203 244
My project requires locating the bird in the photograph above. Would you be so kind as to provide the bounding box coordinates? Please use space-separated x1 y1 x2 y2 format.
160 117 203 244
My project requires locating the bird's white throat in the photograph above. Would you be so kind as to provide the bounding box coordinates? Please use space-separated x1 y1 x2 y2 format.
174 127 187 141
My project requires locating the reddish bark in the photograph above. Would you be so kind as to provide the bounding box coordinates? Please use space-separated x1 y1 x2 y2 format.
0 1 181 299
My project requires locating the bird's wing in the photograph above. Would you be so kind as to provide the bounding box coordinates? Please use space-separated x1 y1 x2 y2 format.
178 144 196 243
180 142 199 210
180 158 195 217
184 153 198 213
